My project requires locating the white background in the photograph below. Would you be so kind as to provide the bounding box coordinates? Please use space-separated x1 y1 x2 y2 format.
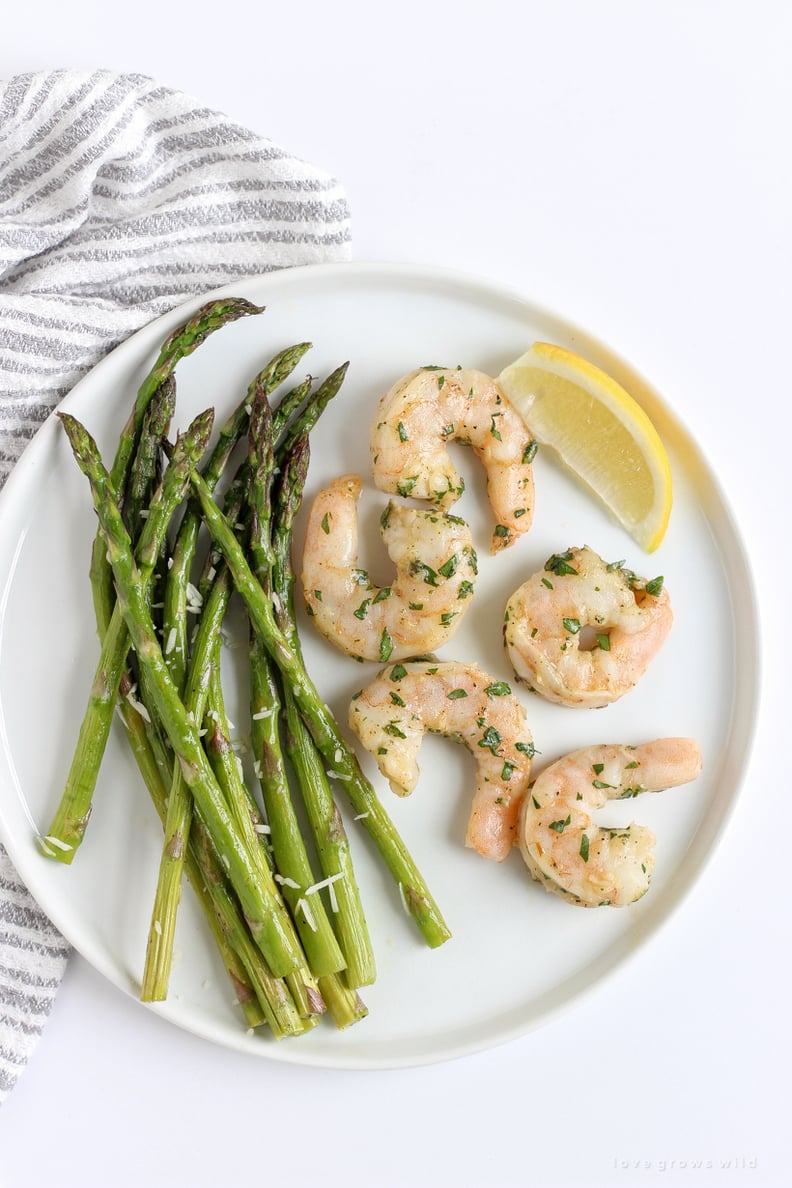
0 3 789 1186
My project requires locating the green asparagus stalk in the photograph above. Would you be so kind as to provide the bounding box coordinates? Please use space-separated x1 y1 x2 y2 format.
142 468 256 1000
186 809 307 1037
124 683 307 1035
114 703 267 1028
121 378 176 548
273 437 376 987
246 654 345 977
57 412 303 979
140 561 234 1002
42 411 215 861
189 468 452 949
161 342 312 692
202 662 326 1025
271 375 313 444
89 296 263 634
274 362 349 467
246 392 346 977
317 974 369 1030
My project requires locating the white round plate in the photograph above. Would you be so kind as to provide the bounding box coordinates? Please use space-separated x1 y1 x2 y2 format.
0 262 758 1068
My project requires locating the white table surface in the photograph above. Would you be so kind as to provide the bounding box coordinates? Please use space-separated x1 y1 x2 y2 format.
1 4 788 1186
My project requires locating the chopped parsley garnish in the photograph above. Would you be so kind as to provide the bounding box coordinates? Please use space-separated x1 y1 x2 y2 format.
545 550 578 577
410 560 439 586
379 629 394 663
478 726 502 755
438 554 459 579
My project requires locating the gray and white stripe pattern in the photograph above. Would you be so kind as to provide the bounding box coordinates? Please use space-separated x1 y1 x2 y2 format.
0 68 351 1101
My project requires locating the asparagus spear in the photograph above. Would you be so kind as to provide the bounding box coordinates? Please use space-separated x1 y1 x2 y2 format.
121 378 176 548
203 662 325 1026
141 468 255 999
246 650 345 978
189 468 452 949
89 296 263 635
317 974 369 1030
161 342 312 692
246 391 346 977
273 437 376 987
140 561 233 1002
115 702 266 1029
57 412 302 980
274 363 349 466
42 411 215 860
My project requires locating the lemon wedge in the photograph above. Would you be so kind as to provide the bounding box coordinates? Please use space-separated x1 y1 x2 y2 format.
498 341 672 552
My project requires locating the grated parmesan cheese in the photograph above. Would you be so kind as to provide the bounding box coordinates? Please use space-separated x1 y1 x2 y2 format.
295 897 317 932
126 693 152 723
304 872 344 897
43 834 72 852
185 582 203 607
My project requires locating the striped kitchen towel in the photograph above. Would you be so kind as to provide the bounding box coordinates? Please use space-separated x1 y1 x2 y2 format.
0 68 351 1102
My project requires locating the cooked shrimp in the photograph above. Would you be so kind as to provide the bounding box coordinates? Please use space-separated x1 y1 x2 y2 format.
519 738 702 906
370 367 536 553
504 546 673 708
348 659 535 861
301 475 478 662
